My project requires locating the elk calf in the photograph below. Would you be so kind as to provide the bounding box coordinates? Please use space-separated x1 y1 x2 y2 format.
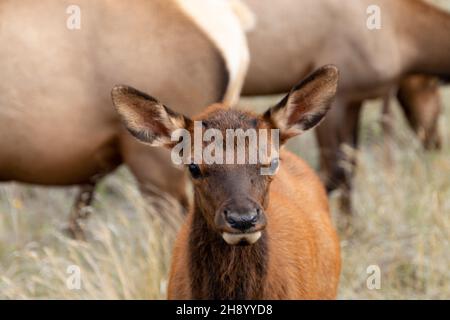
112 65 341 299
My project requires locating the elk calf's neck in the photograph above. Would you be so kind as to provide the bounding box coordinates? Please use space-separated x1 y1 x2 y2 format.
111 65 342 299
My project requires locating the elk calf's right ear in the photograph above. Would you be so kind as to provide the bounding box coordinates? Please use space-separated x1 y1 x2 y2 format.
264 65 339 141
111 85 191 148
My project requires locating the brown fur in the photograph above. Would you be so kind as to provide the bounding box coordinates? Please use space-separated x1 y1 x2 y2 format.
188 207 269 299
396 75 442 150
382 75 442 152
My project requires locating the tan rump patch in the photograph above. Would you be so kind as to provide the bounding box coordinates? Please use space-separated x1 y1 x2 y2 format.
229 0 256 32
174 0 250 107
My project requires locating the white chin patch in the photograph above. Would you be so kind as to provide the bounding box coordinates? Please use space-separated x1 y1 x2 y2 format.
222 231 262 245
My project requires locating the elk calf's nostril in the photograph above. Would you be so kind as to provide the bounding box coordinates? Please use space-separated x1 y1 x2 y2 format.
225 211 238 225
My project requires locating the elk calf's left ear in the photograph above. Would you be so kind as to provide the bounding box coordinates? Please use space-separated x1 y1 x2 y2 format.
111 85 191 148
264 65 339 140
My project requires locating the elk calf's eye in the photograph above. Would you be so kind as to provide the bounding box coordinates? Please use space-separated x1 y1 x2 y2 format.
188 163 202 179
270 158 280 173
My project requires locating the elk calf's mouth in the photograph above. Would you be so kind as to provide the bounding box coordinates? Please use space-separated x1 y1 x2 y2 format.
222 231 262 245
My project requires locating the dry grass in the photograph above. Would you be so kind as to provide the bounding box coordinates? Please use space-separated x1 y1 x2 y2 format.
0 172 183 299
339 94 450 299
0 88 449 299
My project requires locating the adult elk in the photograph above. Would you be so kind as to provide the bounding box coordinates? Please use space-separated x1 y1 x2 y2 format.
0 0 248 239
242 0 450 211
112 65 341 299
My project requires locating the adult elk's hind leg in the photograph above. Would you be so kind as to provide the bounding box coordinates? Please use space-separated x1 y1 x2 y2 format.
65 136 122 240
66 182 97 241
315 99 362 215
381 87 397 166
397 75 442 150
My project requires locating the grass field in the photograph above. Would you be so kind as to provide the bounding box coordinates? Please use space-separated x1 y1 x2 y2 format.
0 87 449 299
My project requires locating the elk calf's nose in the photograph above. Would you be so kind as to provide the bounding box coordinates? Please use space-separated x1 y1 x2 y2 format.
225 209 259 231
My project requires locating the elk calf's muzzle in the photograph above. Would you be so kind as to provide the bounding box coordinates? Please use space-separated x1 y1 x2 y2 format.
216 201 266 246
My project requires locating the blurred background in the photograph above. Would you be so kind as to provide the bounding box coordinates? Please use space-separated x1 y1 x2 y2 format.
0 0 449 299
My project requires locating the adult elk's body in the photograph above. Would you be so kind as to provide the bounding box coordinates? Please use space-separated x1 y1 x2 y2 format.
243 0 450 210
0 0 248 238
112 66 341 299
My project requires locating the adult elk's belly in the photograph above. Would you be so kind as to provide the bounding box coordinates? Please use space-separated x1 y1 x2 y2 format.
0 101 121 185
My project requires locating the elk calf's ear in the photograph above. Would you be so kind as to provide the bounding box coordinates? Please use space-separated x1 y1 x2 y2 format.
264 65 339 141
111 85 191 148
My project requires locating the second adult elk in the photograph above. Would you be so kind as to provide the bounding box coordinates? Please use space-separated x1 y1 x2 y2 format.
242 0 450 211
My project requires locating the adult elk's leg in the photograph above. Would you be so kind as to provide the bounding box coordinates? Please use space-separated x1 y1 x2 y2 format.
396 76 442 150
67 182 97 241
381 87 396 165
315 99 362 214
66 136 121 240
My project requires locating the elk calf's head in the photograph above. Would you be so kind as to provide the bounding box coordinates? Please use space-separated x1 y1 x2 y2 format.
112 65 339 246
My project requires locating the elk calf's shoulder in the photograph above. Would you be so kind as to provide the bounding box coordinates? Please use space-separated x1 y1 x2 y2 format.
111 65 342 300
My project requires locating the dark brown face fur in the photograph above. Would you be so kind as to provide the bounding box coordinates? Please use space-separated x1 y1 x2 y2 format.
186 106 278 242
181 106 275 299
